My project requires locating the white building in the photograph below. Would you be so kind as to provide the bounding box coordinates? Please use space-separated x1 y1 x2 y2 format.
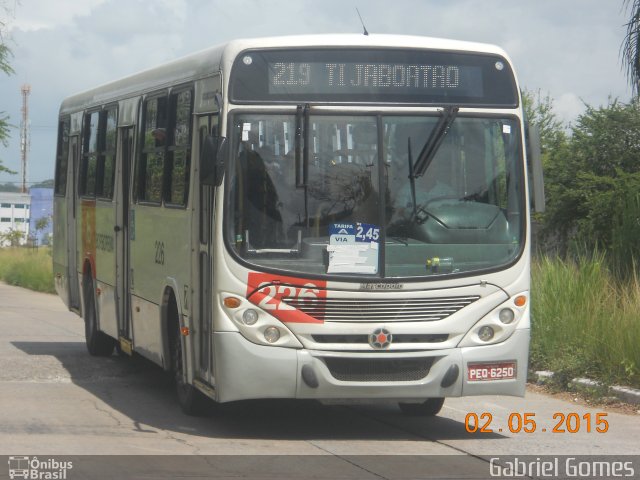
0 192 31 246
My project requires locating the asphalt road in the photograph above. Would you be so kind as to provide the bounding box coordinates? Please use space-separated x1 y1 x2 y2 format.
1 281 638 479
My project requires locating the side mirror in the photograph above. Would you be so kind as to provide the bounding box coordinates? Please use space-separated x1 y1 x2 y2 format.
200 135 227 187
526 124 545 213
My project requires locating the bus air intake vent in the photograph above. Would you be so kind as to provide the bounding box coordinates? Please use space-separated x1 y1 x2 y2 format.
322 357 435 382
312 334 449 344
284 296 480 322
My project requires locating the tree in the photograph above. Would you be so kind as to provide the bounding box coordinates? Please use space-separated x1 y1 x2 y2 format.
623 0 640 95
521 89 567 156
0 7 11 76
0 182 19 192
32 179 54 189
541 98 640 271
521 89 568 252
35 216 49 234
0 227 24 247
0 3 16 174
33 216 50 246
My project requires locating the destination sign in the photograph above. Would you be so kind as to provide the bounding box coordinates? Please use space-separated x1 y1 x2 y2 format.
231 48 518 106
268 62 476 95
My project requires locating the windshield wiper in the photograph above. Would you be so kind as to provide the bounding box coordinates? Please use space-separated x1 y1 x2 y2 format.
411 106 459 178
407 136 419 221
406 136 434 224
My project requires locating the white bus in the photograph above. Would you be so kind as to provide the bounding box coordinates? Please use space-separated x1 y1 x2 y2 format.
53 34 544 416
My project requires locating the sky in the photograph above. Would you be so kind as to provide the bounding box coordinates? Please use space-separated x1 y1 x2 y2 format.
0 0 633 185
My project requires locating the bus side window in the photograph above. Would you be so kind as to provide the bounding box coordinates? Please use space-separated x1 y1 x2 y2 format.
97 108 117 200
136 96 168 204
79 111 99 197
165 90 193 206
198 114 218 245
79 108 118 200
54 117 70 196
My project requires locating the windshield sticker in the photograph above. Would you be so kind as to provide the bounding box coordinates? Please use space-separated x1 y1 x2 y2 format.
327 223 380 274
242 122 252 141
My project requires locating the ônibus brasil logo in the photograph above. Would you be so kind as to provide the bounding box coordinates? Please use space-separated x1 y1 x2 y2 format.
8 456 73 479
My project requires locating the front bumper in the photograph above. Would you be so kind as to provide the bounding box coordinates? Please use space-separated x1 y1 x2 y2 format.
213 328 529 403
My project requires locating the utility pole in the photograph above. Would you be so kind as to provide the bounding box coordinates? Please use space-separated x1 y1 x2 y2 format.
20 83 31 194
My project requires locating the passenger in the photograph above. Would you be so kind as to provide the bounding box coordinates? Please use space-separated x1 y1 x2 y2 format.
237 128 283 248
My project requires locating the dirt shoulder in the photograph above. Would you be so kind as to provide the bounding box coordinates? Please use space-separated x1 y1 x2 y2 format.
527 383 640 416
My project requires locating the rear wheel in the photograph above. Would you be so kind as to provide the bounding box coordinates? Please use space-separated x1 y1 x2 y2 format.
398 397 445 416
84 277 115 356
169 300 210 415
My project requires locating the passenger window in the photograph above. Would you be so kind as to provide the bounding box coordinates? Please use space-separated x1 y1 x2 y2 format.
54 117 70 196
79 108 118 199
98 108 118 200
135 89 193 206
80 111 100 197
166 90 193 206
138 96 168 203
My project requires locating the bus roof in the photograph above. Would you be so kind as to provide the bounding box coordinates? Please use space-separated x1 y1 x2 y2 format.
223 33 509 57
59 34 512 115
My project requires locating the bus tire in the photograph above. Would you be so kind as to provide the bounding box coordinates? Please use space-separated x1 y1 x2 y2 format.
169 303 210 416
83 278 115 356
398 397 445 416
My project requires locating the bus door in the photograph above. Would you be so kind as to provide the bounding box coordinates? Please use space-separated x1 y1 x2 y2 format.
193 114 218 382
115 127 134 351
67 135 81 310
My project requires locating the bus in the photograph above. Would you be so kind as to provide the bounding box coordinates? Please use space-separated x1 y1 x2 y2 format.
52 34 544 416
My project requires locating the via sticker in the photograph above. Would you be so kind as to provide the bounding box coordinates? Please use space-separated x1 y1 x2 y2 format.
328 223 379 274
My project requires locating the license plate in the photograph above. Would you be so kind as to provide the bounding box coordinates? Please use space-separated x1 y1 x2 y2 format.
467 362 517 381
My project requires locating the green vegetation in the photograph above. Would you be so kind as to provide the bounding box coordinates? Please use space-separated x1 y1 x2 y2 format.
1 2 16 172
541 100 640 273
531 254 640 389
0 247 55 294
523 91 640 391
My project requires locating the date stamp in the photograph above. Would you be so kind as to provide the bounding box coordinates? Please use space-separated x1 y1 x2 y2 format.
465 412 609 434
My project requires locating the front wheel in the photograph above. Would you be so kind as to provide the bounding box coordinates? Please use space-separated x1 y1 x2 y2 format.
170 313 210 416
398 397 445 416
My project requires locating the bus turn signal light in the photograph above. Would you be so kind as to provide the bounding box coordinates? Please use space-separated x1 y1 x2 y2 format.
223 297 242 309
514 295 527 307
180 327 190 336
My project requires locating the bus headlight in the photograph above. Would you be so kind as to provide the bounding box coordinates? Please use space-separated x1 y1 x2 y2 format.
220 292 303 348
264 326 280 344
478 326 495 342
242 309 259 325
498 308 515 324
458 292 529 347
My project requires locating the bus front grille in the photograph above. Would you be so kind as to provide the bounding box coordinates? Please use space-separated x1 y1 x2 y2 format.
322 357 435 382
284 296 480 322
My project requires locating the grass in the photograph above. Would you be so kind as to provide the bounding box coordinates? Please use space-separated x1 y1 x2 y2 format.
0 247 55 294
531 254 640 389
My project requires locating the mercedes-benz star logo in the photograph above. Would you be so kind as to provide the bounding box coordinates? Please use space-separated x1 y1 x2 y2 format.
369 327 392 349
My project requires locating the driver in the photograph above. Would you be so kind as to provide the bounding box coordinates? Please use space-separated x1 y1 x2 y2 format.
392 147 456 224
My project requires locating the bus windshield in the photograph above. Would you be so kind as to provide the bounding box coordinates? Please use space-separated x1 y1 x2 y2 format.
226 112 524 278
